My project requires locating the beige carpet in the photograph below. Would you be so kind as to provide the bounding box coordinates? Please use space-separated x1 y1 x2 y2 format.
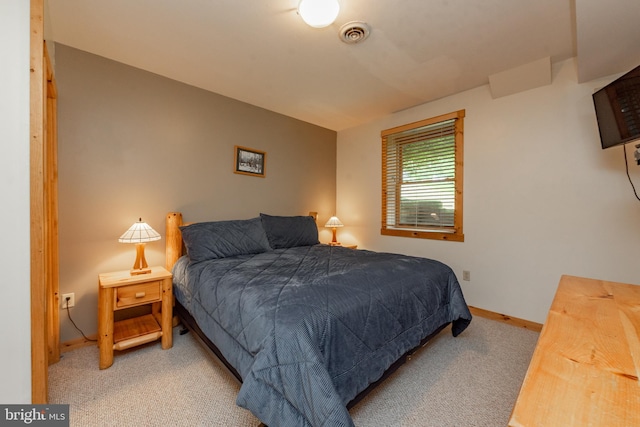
49 316 539 426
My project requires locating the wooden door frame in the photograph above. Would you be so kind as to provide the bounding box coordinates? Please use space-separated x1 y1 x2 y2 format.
45 41 60 368
31 0 47 404
31 0 60 403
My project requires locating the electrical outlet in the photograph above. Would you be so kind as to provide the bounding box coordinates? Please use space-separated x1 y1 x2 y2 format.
462 270 471 281
61 293 75 309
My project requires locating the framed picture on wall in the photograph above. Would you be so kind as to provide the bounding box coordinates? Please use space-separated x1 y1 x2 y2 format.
234 145 266 178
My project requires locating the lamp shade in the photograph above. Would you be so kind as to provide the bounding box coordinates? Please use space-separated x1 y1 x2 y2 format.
324 216 344 228
298 0 340 28
118 218 161 243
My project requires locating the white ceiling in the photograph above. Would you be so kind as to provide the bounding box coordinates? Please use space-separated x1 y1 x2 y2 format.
47 0 640 131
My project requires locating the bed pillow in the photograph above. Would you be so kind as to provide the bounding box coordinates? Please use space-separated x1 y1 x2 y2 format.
260 213 319 249
180 217 271 262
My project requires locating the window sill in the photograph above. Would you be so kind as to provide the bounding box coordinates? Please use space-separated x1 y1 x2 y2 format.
381 228 464 242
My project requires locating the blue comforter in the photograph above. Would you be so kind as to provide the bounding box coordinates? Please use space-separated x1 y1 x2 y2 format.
173 245 471 426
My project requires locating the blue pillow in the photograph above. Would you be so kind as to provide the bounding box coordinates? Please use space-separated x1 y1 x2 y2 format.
180 217 271 262
260 213 319 249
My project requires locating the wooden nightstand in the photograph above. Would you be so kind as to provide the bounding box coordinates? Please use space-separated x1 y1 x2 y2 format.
98 266 173 369
328 243 358 249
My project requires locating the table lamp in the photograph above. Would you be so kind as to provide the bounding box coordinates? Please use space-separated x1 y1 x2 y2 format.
324 216 344 245
119 218 161 275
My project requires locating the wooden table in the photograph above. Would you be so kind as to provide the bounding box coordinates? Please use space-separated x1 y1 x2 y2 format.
98 266 173 369
509 275 640 426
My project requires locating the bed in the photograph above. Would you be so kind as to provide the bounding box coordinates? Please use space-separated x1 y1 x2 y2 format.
165 211 472 427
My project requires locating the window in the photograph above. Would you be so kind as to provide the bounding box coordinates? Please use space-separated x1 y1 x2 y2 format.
381 109 465 241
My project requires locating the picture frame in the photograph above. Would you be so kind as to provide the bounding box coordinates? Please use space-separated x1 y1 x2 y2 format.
234 145 266 178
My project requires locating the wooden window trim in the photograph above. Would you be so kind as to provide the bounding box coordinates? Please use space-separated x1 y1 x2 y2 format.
381 110 465 242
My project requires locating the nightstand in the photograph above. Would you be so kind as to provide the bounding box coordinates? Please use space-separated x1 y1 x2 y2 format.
328 243 358 249
98 266 173 369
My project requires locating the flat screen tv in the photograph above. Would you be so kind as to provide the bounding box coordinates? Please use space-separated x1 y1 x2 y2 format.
592 64 640 149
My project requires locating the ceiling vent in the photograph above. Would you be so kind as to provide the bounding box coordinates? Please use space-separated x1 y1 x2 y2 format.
339 21 371 44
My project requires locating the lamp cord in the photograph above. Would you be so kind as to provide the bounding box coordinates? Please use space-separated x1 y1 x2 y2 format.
623 144 640 202
65 302 97 342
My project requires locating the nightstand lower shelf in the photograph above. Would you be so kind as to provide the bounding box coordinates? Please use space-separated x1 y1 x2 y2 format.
113 314 163 351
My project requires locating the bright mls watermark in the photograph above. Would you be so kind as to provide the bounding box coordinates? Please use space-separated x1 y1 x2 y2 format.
1 405 69 426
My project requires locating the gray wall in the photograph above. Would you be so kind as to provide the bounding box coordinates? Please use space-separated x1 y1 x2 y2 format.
55 44 337 342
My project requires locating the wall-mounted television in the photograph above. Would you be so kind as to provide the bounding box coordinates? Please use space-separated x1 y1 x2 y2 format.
592 64 640 149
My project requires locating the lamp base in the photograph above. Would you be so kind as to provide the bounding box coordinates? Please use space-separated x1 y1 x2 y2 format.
330 227 340 246
329 242 341 246
130 267 152 276
130 243 151 275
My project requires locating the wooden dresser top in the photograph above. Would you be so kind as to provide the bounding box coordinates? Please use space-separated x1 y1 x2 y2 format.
509 275 640 426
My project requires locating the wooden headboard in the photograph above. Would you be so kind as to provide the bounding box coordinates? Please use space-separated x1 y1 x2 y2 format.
166 212 185 272
165 211 319 272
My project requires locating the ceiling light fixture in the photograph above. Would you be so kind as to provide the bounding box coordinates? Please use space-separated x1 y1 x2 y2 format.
298 0 340 28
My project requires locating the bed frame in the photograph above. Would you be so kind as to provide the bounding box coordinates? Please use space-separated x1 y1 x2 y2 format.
164 211 449 412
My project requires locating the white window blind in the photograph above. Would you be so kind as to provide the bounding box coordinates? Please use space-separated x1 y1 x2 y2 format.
381 110 464 241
